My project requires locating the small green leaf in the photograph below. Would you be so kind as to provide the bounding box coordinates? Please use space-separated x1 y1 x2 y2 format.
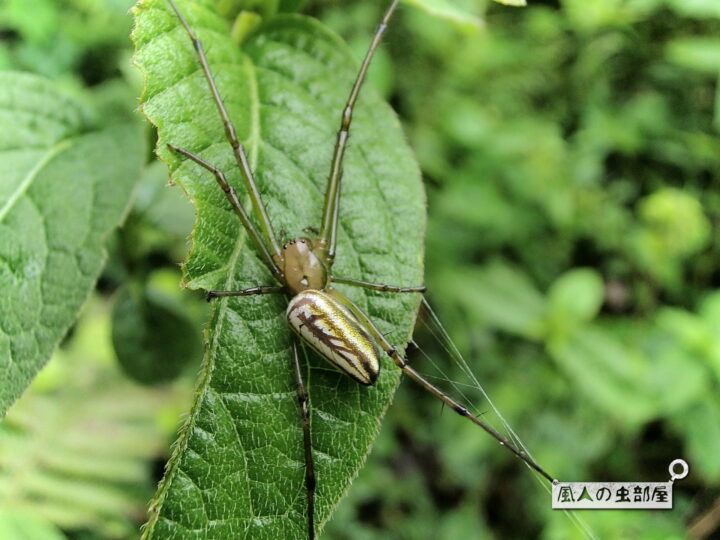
403 0 485 29
699 290 720 334
0 72 144 416
112 284 201 385
667 37 720 74
658 308 708 346
666 0 720 18
132 0 425 538
130 159 195 260
547 268 604 330
135 159 195 236
230 10 263 43
441 261 546 338
549 327 657 426
0 0 57 44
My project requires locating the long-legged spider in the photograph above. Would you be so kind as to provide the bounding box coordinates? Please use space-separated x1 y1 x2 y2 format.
164 0 555 537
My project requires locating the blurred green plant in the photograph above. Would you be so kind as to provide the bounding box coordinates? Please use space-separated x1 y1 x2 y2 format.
321 0 720 537
0 0 135 83
2 0 720 538
633 187 711 288
0 296 192 539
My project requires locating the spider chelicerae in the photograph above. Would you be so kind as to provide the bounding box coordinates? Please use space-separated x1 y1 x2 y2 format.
159 0 555 537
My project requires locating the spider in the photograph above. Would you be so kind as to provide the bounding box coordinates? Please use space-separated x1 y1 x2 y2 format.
160 0 555 537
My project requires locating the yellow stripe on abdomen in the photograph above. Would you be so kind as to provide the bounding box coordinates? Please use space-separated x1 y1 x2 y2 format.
286 290 381 385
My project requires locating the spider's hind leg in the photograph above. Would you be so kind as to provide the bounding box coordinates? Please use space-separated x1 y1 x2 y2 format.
291 339 316 540
206 286 286 302
327 288 556 485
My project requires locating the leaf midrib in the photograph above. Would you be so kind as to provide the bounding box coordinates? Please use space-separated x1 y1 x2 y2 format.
0 140 72 221
143 51 263 539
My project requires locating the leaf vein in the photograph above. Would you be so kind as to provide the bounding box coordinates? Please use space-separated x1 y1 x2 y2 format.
0 140 72 222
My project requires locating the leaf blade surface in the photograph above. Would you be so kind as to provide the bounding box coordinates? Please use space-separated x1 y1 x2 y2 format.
0 72 144 415
133 1 425 538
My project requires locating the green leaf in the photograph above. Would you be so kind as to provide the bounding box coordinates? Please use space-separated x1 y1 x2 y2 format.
666 37 720 74
0 71 144 416
548 269 604 322
561 0 630 32
546 268 604 339
0 296 191 538
136 158 195 237
676 397 720 482
699 290 720 334
440 261 546 339
132 1 425 538
549 327 657 426
112 284 202 385
402 0 485 29
0 0 57 44
666 0 720 19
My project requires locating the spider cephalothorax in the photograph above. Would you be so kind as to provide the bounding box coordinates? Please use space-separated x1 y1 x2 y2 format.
281 238 328 294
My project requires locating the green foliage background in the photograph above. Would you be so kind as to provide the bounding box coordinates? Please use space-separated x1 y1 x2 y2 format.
2 0 720 538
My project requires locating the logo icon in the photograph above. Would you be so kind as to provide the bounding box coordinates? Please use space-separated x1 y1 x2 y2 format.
552 459 689 510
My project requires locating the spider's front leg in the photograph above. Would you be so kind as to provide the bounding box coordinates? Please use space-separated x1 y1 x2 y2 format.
167 144 284 283
167 144 289 301
313 1 401 269
167 0 283 262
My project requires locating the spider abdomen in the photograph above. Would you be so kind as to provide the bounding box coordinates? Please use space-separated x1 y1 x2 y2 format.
286 290 382 386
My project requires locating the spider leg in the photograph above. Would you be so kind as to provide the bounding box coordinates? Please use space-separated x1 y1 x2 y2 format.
326 288 556 484
206 286 286 301
168 144 283 283
331 276 426 294
292 339 316 540
167 0 283 262
314 0 400 268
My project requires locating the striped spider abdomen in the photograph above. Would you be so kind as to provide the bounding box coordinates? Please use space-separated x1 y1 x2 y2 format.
287 290 382 386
